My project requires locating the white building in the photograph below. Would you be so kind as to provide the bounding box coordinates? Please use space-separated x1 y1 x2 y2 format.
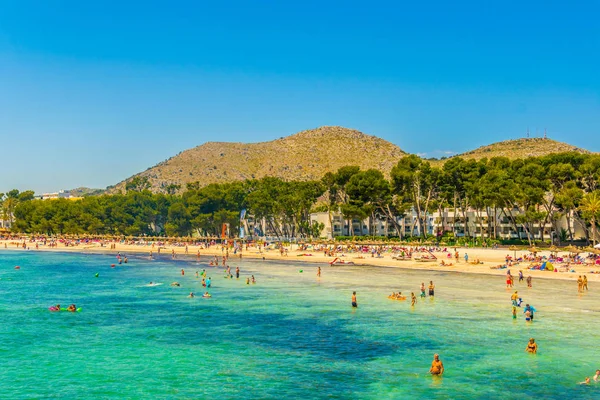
310 207 587 242
40 190 72 200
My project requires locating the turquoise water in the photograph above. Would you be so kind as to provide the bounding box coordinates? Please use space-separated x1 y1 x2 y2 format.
1 251 599 399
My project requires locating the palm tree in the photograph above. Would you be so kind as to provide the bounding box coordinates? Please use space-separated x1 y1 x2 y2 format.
579 191 600 246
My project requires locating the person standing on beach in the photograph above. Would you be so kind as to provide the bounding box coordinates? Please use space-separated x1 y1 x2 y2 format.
526 275 532 288
464 253 469 263
351 291 358 308
317 266 321 277
583 275 588 291
236 267 240 279
428 281 435 297
455 251 459 263
429 354 444 375
518 270 524 282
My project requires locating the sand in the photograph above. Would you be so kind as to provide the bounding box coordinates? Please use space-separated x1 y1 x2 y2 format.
1 238 599 283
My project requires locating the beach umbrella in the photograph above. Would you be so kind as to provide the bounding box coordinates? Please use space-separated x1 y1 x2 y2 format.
563 245 581 254
508 245 519 259
548 245 560 253
528 246 540 253
583 247 600 255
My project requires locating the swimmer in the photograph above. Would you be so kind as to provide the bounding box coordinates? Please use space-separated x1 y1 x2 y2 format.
429 353 444 375
512 306 517 319
188 292 195 298
170 282 181 287
67 304 77 312
579 377 591 385
593 370 600 382
525 338 537 354
246 278 250 285
351 291 358 308
181 269 185 276
251 275 256 284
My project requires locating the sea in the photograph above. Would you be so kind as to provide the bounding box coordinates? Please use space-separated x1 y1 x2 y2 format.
1 250 599 399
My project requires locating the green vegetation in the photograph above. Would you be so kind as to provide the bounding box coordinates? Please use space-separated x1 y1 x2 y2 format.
5 152 600 244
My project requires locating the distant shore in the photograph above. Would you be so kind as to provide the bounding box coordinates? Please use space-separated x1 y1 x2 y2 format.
2 239 599 283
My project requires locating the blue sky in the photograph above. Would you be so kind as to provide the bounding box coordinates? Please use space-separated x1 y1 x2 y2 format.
1 0 598 193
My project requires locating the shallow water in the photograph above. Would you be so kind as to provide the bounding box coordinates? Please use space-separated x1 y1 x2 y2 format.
1 251 599 399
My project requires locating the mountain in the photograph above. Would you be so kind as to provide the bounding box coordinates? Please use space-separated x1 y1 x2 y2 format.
107 126 407 193
449 138 591 161
107 129 595 194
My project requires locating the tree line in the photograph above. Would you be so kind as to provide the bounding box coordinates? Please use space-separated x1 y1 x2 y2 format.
3 152 600 244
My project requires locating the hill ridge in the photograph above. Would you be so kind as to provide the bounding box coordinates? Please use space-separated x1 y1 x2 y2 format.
107 127 594 194
108 126 406 193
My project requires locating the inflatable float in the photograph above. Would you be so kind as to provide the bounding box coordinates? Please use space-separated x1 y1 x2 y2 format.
49 307 82 312
329 258 355 266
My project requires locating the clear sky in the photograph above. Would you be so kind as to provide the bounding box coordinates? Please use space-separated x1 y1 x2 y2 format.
1 1 598 194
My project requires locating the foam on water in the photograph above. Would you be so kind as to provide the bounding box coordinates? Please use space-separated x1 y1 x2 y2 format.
1 251 599 399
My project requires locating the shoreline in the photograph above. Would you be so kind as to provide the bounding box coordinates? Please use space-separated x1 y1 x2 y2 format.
2 239 599 283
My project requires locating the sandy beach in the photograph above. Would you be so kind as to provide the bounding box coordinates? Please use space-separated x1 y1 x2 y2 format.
2 238 599 283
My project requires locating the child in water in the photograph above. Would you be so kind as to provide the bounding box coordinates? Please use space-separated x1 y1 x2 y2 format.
512 306 517 319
